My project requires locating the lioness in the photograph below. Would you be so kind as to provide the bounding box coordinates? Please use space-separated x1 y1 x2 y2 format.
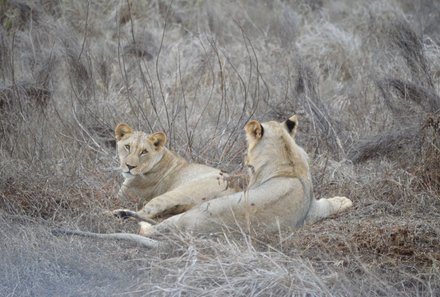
138 115 353 235
53 123 239 248
113 123 238 221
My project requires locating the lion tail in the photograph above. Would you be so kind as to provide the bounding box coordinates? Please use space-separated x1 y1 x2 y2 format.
52 229 159 248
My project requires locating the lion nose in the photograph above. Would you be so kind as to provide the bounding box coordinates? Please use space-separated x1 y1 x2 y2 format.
126 164 136 171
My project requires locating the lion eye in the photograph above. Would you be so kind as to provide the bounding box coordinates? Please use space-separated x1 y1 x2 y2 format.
124 144 130 151
140 149 148 156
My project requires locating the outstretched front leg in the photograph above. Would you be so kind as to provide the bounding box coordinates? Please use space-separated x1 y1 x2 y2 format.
112 209 158 225
113 175 234 222
135 175 236 219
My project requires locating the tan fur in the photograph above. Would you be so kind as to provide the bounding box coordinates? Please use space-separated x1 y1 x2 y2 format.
114 123 238 220
140 115 352 235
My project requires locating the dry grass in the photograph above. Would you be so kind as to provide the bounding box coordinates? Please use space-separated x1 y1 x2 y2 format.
1 0 440 296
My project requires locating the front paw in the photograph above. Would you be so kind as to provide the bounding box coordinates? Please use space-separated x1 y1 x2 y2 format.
112 209 137 220
218 171 248 191
113 208 158 225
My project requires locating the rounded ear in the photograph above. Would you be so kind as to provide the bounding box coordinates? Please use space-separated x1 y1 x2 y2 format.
149 132 167 149
245 120 264 140
115 123 133 141
285 115 298 135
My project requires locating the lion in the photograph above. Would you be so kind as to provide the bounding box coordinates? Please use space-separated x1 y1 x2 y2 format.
112 123 239 221
53 123 240 247
137 115 353 235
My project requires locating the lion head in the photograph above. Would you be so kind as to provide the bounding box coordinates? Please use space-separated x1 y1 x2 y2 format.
244 115 309 185
115 123 167 178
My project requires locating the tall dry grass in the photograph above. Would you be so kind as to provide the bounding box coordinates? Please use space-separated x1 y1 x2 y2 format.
1 0 440 296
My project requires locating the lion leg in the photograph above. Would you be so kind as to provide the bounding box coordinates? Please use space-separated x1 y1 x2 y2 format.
305 196 352 225
137 178 233 219
139 213 183 236
144 178 307 234
112 209 157 225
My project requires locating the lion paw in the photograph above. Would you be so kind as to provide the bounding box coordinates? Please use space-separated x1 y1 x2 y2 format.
112 209 137 220
328 196 353 212
112 208 158 225
217 171 249 191
138 222 155 236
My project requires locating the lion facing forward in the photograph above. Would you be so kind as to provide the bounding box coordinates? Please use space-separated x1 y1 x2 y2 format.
113 123 238 220
140 115 352 235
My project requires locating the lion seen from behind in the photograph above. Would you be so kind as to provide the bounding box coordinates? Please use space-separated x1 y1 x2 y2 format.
138 115 353 235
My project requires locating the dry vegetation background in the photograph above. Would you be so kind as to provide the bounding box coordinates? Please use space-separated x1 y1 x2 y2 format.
1 0 440 296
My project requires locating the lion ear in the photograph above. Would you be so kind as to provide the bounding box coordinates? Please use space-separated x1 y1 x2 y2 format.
115 123 133 141
285 115 298 136
245 120 264 140
149 132 167 149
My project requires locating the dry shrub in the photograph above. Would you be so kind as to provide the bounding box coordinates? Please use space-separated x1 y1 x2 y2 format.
349 17 440 166
348 126 420 164
415 114 440 193
351 221 440 264
0 83 51 112
272 217 440 295
0 1 38 32
0 159 121 221
349 112 440 194
290 218 440 266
